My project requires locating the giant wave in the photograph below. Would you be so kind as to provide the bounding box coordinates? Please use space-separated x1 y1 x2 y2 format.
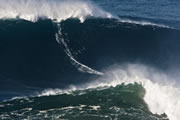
0 0 180 120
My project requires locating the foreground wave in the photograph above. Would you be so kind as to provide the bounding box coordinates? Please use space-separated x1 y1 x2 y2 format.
1 64 180 120
0 85 167 120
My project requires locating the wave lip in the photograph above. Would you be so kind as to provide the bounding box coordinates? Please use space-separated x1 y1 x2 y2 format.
0 0 113 22
0 0 171 28
0 64 179 120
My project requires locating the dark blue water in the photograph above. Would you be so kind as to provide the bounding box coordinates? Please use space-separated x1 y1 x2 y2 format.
94 0 180 28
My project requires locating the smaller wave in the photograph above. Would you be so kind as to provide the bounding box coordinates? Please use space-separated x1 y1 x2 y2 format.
38 64 180 120
0 84 157 120
0 0 112 22
2 64 179 120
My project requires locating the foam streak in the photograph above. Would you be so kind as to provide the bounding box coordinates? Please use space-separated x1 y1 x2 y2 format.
55 24 104 75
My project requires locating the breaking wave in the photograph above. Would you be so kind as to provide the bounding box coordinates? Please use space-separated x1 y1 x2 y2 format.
1 64 180 120
0 0 171 28
0 0 112 22
37 64 180 120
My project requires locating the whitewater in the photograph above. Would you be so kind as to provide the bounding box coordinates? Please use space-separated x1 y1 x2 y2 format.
38 64 180 120
0 0 112 22
0 0 180 120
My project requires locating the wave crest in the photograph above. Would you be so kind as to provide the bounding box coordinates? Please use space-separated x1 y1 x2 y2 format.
39 64 180 120
0 0 112 22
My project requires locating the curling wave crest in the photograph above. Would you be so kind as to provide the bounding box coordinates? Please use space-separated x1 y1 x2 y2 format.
40 64 180 120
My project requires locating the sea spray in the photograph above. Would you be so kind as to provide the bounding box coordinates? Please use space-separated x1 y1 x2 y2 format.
0 0 112 22
38 64 180 120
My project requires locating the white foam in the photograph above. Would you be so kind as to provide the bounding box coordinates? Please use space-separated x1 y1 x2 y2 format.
39 88 70 96
40 64 180 120
0 105 4 107
117 18 171 28
89 105 101 110
55 24 104 75
97 64 180 120
0 0 170 28
0 0 112 22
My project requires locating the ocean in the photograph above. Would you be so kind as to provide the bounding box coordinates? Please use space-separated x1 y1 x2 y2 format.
0 0 180 120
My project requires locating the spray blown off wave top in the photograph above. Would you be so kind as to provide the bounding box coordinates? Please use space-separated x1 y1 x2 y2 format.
0 0 113 22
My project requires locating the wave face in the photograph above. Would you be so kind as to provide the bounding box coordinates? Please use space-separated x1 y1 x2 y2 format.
0 84 167 120
1 18 180 120
1 64 180 120
1 0 180 120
